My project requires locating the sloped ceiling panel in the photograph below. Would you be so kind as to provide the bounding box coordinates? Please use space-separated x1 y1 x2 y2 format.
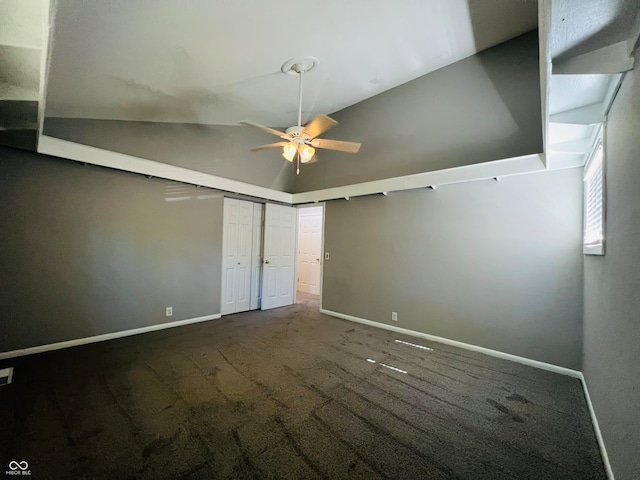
44 0 537 127
294 31 542 192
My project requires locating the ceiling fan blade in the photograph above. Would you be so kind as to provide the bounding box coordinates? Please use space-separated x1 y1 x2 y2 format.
302 114 338 139
239 121 289 139
310 138 361 153
250 141 289 152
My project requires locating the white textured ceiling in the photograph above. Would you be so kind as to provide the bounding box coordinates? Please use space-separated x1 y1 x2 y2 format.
550 0 637 60
0 0 42 48
44 0 537 127
547 0 639 118
545 0 638 171
548 74 611 115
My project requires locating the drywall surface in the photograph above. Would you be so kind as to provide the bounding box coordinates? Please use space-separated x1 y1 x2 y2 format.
583 47 640 480
294 31 542 192
0 147 224 352
43 118 295 192
322 168 583 369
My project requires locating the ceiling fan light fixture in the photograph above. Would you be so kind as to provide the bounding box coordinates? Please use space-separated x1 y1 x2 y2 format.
243 56 361 173
300 145 315 163
282 143 297 162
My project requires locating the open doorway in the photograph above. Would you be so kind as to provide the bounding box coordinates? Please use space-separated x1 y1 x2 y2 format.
296 205 324 306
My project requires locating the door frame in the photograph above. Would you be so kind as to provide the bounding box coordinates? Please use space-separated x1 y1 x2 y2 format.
249 202 264 311
295 203 326 309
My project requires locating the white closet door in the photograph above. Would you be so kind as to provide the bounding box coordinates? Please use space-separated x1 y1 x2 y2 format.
261 204 297 310
221 198 253 315
250 203 264 310
235 200 253 313
297 207 323 295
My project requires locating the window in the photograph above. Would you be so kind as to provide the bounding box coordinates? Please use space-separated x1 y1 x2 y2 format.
583 141 605 255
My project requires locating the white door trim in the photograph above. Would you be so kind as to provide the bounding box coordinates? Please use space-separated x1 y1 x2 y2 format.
320 202 326 310
250 202 264 310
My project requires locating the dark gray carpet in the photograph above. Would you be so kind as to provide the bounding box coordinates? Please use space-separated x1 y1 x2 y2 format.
0 294 605 479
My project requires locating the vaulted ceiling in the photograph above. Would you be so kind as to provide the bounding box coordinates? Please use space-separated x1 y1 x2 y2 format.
1 0 638 203
44 0 537 127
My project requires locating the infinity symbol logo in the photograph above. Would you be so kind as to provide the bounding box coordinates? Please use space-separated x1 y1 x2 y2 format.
8 460 28 470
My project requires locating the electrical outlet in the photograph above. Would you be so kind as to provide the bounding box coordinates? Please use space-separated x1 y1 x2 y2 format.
166 307 173 317
325 252 330 260
391 312 398 322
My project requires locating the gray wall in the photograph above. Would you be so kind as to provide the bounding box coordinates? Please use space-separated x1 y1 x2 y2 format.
43 31 541 196
0 146 224 353
583 48 640 479
294 31 542 192
43 118 296 192
322 168 584 369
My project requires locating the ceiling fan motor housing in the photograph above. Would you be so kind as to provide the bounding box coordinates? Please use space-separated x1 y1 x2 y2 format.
285 126 310 145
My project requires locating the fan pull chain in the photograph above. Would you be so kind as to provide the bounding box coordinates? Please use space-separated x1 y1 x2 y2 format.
296 150 300 175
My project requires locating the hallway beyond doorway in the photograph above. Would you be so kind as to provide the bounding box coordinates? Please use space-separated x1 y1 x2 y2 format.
296 290 319 306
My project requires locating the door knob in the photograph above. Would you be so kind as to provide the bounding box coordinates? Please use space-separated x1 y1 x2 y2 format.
316 258 320 262
264 260 270 264
237 262 240 265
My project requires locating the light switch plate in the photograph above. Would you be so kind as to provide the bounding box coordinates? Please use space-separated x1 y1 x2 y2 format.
325 252 330 260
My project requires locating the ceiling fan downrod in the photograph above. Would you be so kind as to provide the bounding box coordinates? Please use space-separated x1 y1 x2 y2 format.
295 65 304 128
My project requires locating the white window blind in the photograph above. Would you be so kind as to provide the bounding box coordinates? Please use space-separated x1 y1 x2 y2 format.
583 142 604 255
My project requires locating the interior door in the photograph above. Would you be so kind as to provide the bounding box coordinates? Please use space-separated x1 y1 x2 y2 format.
250 203 264 310
261 203 297 310
221 198 253 315
297 207 323 295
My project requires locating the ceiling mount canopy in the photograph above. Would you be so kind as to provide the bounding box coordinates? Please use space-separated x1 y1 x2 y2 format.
241 56 361 175
280 56 318 76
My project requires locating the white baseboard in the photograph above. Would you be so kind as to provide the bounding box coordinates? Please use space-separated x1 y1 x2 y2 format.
319 309 582 378
0 314 221 360
321 308 613 477
578 373 615 479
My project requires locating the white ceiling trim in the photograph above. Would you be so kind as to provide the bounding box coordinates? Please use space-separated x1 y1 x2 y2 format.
37 0 52 140
38 136 552 206
550 103 604 125
538 0 552 168
553 41 634 74
37 135 294 203
629 8 640 55
291 154 545 204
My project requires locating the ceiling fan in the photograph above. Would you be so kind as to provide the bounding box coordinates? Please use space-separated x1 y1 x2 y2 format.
240 56 361 174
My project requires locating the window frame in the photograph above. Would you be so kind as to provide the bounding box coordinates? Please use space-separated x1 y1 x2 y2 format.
583 132 606 256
